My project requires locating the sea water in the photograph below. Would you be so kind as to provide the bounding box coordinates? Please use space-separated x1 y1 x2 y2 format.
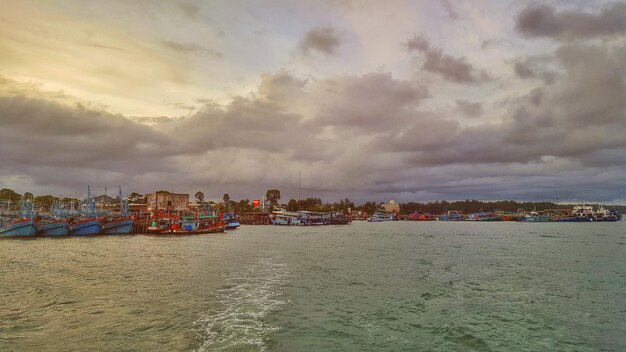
1 221 624 351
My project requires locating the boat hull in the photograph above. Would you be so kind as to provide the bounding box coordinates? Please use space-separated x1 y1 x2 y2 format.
37 221 69 236
225 221 241 230
163 224 226 235
69 219 102 236
0 219 37 237
101 219 134 235
554 217 592 222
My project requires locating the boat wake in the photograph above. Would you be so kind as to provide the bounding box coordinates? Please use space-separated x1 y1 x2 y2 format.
194 258 290 352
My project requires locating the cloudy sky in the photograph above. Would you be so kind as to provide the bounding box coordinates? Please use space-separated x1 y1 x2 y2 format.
2 0 626 203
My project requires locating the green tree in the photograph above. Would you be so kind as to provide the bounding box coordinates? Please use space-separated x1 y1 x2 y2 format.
362 201 378 215
195 191 204 203
34 195 56 210
286 199 299 211
0 188 21 202
223 193 230 203
128 192 143 202
265 189 281 211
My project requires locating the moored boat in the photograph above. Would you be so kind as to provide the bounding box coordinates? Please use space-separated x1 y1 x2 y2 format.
101 218 134 235
37 220 69 236
222 212 241 229
69 218 102 235
466 212 503 221
518 211 552 222
368 211 398 222
594 207 622 222
407 212 436 221
0 218 38 237
437 211 465 221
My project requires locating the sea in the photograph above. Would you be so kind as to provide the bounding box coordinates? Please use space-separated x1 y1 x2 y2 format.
1 221 625 351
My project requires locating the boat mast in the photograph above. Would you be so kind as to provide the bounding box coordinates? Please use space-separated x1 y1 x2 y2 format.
298 169 301 211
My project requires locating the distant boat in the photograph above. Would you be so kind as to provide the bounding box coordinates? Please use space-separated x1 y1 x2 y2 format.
407 212 435 221
466 212 502 221
519 211 552 222
272 214 305 226
594 207 622 222
437 211 464 221
367 211 398 222
222 212 241 230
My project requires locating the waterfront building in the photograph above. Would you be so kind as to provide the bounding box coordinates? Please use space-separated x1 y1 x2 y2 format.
145 192 189 211
381 200 400 213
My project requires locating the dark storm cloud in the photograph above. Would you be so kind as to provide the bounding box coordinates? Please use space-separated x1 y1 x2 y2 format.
516 3 626 40
513 57 558 84
456 100 483 117
399 43 626 167
306 72 430 131
3 36 626 202
406 35 490 84
0 91 177 182
298 27 342 56
406 35 429 52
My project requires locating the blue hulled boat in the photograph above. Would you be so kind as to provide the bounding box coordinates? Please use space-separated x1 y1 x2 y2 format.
69 186 102 235
223 212 241 230
37 220 69 236
69 218 102 235
100 186 134 235
0 219 38 237
101 218 133 235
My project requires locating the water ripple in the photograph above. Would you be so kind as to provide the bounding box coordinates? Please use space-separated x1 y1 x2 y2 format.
194 258 290 352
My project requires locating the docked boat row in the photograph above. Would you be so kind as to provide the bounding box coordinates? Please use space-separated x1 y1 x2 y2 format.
389 205 622 222
0 186 136 238
271 209 352 225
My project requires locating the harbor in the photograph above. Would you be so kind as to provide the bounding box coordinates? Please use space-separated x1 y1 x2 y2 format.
1 187 622 238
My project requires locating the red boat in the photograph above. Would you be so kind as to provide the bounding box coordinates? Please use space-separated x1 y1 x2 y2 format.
407 212 436 221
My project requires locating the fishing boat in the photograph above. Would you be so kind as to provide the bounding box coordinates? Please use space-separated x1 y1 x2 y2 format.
69 186 102 235
554 205 594 222
222 212 241 229
69 218 102 235
37 220 69 236
0 197 38 237
495 210 523 221
168 215 225 234
466 212 503 221
367 211 398 222
437 211 465 221
0 218 38 237
594 207 622 222
100 186 134 235
37 200 70 236
407 212 435 221
518 211 552 222
272 213 305 226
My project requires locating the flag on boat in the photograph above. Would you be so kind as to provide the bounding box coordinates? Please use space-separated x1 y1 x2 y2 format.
252 199 261 208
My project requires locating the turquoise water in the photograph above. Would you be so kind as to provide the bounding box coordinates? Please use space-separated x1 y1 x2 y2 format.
1 222 625 351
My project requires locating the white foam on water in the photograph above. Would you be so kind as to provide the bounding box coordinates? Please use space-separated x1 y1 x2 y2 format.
194 258 290 352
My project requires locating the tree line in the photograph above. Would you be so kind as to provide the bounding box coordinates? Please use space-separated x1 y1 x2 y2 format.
3 187 624 214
